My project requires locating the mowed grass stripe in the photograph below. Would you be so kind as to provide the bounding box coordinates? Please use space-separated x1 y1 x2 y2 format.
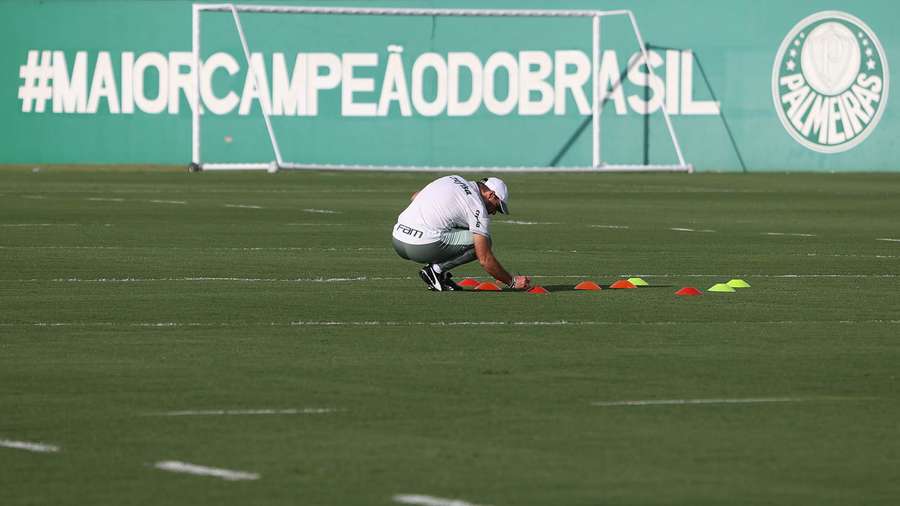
2 319 899 328
2 170 900 505
0 439 60 453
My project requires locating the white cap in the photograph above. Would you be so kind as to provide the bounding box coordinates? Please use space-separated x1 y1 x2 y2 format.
482 177 509 214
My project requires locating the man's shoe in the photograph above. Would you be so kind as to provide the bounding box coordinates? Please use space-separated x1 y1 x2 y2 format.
442 271 462 291
419 265 443 291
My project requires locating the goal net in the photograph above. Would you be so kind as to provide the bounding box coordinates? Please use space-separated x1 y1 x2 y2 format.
191 4 691 173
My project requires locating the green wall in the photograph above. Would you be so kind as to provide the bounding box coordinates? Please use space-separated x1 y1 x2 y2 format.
2 0 897 171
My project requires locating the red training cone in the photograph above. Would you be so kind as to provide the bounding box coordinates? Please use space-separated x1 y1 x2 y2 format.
528 286 550 294
457 278 480 288
574 281 602 291
609 280 637 289
475 281 502 291
675 287 702 296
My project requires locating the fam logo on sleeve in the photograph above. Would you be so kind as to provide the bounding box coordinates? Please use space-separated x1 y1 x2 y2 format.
772 11 888 154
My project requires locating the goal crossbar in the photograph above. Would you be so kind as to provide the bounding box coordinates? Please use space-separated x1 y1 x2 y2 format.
191 3 692 173
195 4 629 18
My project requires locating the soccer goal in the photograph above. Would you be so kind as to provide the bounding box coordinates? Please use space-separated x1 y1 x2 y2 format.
190 3 691 173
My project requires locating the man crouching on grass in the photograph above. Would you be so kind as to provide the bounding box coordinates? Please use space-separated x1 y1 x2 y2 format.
392 175 531 292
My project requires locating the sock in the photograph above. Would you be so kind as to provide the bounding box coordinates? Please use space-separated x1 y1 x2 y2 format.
431 264 443 274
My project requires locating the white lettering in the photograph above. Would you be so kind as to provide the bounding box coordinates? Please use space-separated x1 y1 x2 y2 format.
627 51 664 114
133 51 168 114
679 50 719 115
306 53 341 116
827 96 845 144
483 52 518 116
447 52 482 117
168 52 194 114
239 53 272 116
341 53 378 116
121 52 134 114
86 52 119 114
201 52 239 115
801 94 830 143
272 52 307 116
518 51 553 115
665 50 680 114
411 53 448 117
52 51 88 113
377 48 412 117
597 50 626 115
553 50 590 115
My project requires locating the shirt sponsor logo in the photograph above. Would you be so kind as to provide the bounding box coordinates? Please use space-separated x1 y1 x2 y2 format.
772 11 889 153
449 176 472 196
472 209 482 228
395 223 423 239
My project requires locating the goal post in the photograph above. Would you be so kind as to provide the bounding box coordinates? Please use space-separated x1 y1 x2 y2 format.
190 3 692 173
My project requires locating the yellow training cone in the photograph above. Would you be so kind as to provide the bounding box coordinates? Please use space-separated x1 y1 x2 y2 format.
726 279 751 288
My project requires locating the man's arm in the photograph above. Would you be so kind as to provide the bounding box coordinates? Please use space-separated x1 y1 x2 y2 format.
473 234 530 289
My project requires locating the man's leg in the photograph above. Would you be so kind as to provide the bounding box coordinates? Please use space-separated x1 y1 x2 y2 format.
433 229 477 273
392 229 477 290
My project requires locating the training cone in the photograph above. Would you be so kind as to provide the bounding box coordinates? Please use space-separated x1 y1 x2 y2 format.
475 281 502 291
528 286 550 295
627 277 649 286
574 281 602 291
609 280 637 289
458 278 480 288
676 287 702 296
726 279 751 288
708 283 736 293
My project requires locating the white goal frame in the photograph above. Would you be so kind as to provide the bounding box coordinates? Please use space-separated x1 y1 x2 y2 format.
191 3 692 173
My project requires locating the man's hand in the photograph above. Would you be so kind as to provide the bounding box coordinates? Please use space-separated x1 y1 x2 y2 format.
512 275 531 290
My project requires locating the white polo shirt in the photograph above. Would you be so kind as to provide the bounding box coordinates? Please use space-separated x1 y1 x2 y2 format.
393 175 491 245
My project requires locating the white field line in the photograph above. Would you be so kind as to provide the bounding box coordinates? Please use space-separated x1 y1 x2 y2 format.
0 439 60 453
146 408 337 417
532 273 900 279
670 227 716 233
764 232 817 237
393 494 485 506
3 273 900 284
3 276 405 283
592 396 875 407
149 199 187 205
0 246 383 252
303 208 340 214
224 204 263 209
153 461 259 481
805 253 900 260
87 197 125 202
497 220 561 225
2 319 898 329
1 223 80 227
21 195 46 199
588 224 630 229
877 238 900 242
286 223 349 226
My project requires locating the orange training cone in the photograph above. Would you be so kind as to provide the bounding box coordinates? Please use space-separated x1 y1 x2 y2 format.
609 280 637 289
475 281 502 291
675 287 702 296
528 286 550 294
574 281 602 291
458 278 480 288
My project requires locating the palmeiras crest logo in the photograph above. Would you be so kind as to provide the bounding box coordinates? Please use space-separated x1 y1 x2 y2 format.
772 11 889 153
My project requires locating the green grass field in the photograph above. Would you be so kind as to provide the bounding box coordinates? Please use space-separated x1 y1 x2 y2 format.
1 167 899 505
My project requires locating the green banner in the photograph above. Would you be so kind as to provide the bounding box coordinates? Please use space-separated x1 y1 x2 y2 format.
2 0 897 171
